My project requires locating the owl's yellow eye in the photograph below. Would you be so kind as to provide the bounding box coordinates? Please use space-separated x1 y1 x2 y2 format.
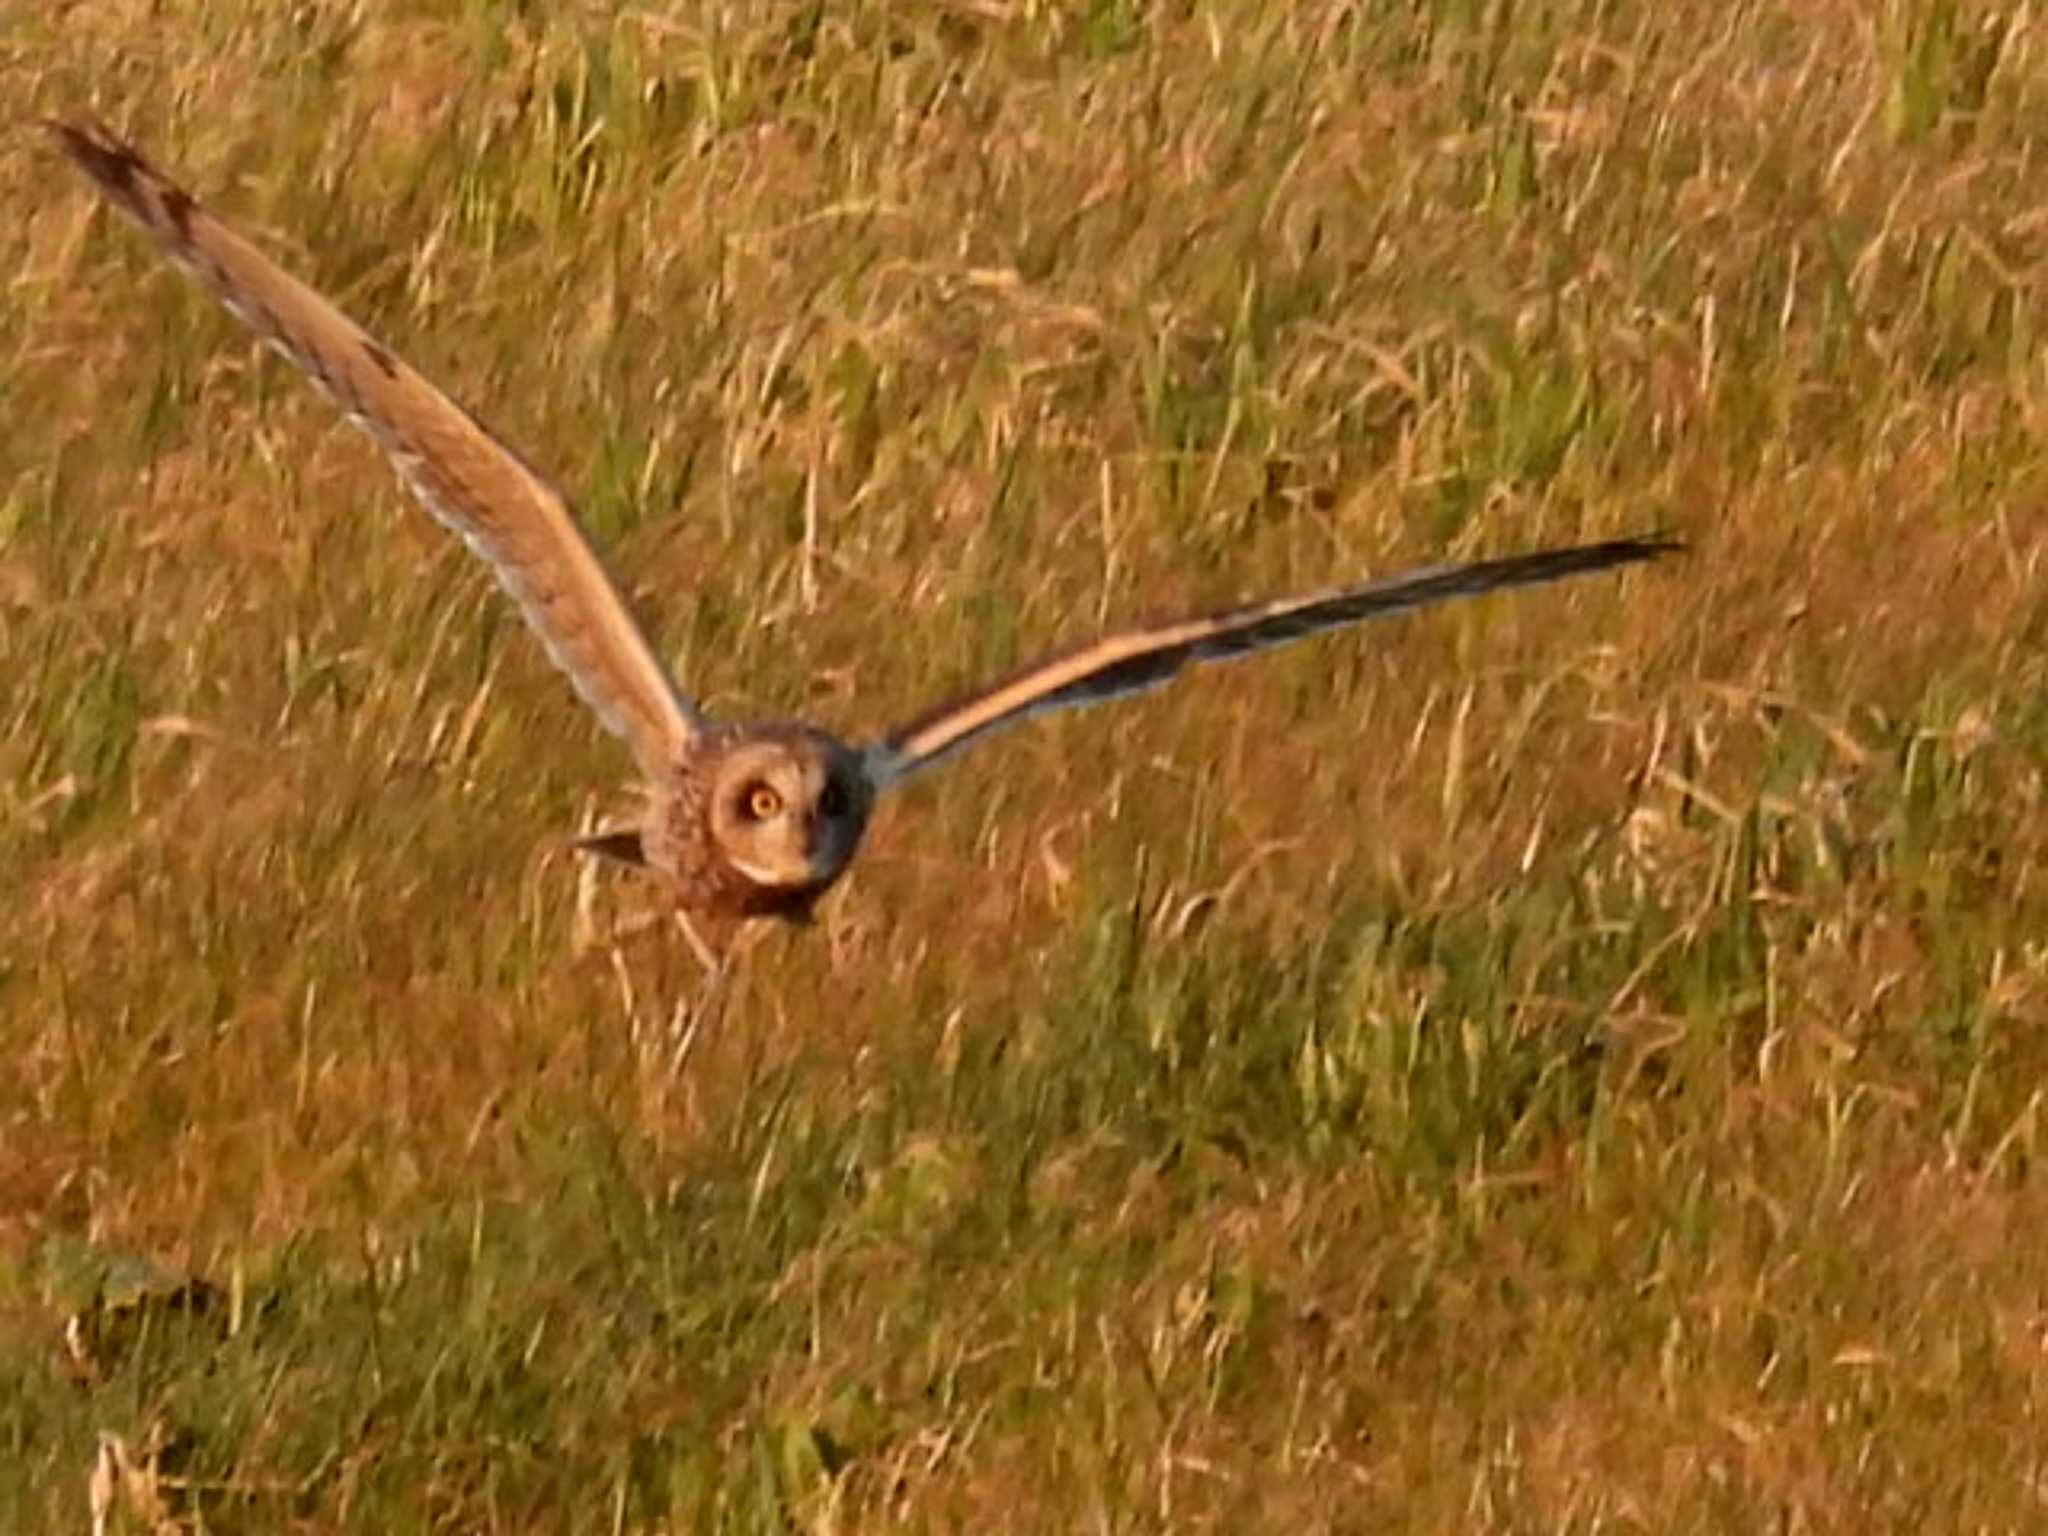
744 783 783 821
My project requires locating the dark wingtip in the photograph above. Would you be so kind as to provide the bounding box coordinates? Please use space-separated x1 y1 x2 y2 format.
47 118 203 242
44 117 142 185
1629 531 1688 557
1584 533 1686 568
571 828 649 869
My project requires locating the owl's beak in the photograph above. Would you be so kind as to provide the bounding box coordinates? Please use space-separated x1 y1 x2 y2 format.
801 819 832 871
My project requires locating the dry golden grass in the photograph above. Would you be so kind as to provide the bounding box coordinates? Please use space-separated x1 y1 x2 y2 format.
5 0 2048 1528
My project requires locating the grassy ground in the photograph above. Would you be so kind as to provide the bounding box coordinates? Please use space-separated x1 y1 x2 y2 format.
4 0 2047 1527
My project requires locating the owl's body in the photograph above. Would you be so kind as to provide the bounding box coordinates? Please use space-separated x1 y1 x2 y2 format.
52 120 1678 954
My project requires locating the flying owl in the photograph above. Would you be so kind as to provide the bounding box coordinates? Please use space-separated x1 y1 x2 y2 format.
52 121 1676 954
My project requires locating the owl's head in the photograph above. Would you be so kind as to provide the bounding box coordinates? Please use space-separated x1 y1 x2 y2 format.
706 728 872 895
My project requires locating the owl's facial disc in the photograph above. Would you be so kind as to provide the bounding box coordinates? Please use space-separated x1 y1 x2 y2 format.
710 733 870 891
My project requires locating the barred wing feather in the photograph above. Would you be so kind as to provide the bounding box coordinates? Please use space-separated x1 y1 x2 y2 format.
51 121 702 780
865 538 1677 785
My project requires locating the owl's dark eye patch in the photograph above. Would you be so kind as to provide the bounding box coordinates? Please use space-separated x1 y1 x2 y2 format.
818 779 848 818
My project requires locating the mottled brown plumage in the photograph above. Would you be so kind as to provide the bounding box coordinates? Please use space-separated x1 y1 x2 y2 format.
53 120 1677 951
637 725 875 925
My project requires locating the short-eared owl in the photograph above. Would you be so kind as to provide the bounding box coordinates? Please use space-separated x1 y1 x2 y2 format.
53 122 1676 946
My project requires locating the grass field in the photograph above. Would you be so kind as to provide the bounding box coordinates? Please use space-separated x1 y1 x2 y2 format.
5 0 2048 1528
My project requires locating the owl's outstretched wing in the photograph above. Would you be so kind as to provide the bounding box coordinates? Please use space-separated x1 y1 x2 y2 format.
862 537 1677 786
51 120 702 780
